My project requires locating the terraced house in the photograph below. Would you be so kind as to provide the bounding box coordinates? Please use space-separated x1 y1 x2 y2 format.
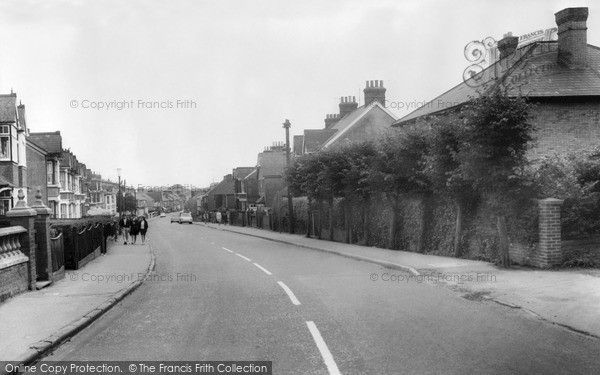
0 92 29 215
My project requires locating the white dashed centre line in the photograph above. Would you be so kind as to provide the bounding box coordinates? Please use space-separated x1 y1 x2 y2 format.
253 263 273 275
221 247 234 253
306 321 342 375
277 281 301 305
235 253 251 262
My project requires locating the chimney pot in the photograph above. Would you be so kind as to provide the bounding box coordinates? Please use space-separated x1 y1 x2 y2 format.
363 78 387 106
497 32 519 59
555 7 588 68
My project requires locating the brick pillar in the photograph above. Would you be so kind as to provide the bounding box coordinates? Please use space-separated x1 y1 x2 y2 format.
6 189 38 290
31 188 53 282
537 198 564 267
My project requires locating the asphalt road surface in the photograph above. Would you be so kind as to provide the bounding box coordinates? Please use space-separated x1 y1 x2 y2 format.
44 218 600 374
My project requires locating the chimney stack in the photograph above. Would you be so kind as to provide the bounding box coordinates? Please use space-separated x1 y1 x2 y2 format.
363 80 386 106
324 113 341 129
555 7 588 68
339 96 358 118
497 32 519 59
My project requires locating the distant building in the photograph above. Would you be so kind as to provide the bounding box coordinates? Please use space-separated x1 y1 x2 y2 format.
28 131 62 217
295 80 397 155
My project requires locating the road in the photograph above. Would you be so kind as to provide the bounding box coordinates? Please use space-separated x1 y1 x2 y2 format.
44 218 600 374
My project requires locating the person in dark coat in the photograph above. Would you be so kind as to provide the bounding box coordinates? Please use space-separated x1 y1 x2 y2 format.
139 215 149 245
118 212 132 245
130 216 140 244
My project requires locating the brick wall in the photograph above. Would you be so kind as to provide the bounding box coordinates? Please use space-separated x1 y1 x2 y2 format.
0 262 28 302
529 100 600 159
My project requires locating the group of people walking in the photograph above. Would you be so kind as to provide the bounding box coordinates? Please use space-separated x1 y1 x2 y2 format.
117 212 149 245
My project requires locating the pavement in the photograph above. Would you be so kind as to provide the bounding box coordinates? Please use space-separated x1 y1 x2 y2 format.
0 235 154 367
1 220 599 367
200 222 600 339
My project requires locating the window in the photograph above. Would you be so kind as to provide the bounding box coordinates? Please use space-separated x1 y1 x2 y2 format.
0 189 12 215
60 204 67 218
47 161 56 184
60 172 66 190
0 137 8 159
0 126 9 160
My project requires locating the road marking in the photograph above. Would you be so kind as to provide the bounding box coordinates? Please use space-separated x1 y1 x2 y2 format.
235 253 251 262
277 281 301 305
306 321 342 375
221 247 234 253
253 263 273 275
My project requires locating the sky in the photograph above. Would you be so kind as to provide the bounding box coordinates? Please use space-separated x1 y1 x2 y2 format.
0 0 598 189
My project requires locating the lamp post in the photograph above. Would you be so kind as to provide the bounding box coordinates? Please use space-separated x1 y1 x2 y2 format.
283 119 295 234
117 168 122 216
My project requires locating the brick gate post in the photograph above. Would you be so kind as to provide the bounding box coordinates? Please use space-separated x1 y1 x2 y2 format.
6 189 38 290
31 188 53 282
537 198 564 267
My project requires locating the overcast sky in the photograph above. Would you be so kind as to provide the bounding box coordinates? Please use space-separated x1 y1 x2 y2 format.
0 0 598 189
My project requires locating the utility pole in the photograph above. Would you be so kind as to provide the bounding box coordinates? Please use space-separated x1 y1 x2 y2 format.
117 168 122 216
283 119 295 234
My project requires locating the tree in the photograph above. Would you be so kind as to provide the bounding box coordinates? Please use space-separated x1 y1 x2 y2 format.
426 117 478 257
287 153 322 237
339 142 377 245
455 88 535 267
372 127 432 250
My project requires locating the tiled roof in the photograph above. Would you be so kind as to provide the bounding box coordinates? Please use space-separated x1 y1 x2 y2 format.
146 191 162 202
395 42 600 125
303 129 337 153
233 167 255 180
28 132 63 155
322 102 396 148
207 177 235 196
0 94 17 123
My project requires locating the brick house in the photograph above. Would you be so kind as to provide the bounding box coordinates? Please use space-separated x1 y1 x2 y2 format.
393 7 600 161
255 143 287 210
27 131 62 217
0 93 29 215
204 174 236 211
232 167 257 211
391 7 599 267
295 80 397 155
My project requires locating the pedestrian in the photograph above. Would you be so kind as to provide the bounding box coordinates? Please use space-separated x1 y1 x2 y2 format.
119 212 132 245
139 215 149 244
130 216 140 244
216 210 222 225
112 215 119 241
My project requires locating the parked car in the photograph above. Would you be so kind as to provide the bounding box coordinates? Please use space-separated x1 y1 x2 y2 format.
179 212 193 224
160 213 166 218
170 214 180 223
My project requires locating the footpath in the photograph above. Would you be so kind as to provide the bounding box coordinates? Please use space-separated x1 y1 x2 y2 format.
201 222 600 339
0 237 154 366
